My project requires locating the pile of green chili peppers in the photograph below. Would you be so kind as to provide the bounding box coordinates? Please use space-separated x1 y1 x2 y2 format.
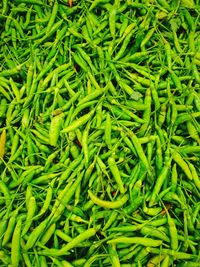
0 0 200 266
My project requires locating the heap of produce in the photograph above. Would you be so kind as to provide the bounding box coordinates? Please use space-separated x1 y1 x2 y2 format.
0 0 199 266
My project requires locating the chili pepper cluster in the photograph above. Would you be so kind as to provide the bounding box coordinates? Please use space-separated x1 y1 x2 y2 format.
0 0 200 266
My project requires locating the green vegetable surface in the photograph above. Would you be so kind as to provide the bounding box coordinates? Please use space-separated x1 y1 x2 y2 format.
0 0 200 266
